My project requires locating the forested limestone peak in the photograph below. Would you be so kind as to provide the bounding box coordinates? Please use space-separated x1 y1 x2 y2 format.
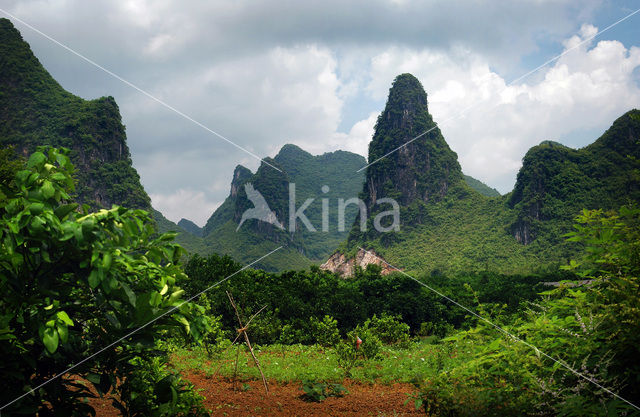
587 109 640 157
509 109 640 245
0 18 151 210
364 73 463 210
274 144 314 162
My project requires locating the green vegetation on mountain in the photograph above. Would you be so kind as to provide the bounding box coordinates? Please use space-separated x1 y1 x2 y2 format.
509 112 640 245
364 74 463 208
152 209 209 256
201 144 366 271
178 218 203 237
0 18 150 210
0 19 210 256
463 174 500 197
2 23 638 415
338 73 640 276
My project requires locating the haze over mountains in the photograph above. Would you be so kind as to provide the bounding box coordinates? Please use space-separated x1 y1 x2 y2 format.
2 18 638 274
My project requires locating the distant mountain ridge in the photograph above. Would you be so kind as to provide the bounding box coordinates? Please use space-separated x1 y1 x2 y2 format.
178 218 203 237
464 175 500 197
7 16 632 277
200 144 367 271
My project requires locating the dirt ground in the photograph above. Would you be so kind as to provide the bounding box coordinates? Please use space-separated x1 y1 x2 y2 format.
90 372 424 416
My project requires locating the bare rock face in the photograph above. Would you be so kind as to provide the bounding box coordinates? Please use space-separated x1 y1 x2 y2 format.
320 248 397 277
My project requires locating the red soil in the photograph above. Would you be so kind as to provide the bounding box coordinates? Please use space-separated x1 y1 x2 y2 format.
90 372 424 416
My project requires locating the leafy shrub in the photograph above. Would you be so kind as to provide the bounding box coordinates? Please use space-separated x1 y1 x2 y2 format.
363 313 410 347
419 321 454 338
115 356 209 417
350 326 382 360
310 315 340 347
245 309 282 345
336 328 383 376
0 148 209 415
300 379 347 402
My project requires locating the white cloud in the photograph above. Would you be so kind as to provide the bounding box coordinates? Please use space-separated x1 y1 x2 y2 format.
365 24 640 192
150 189 221 226
323 112 378 157
4 0 638 222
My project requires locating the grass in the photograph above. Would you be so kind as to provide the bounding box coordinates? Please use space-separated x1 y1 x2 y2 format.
170 338 465 385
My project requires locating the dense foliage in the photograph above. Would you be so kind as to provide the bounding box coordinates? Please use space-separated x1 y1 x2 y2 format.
183 251 562 346
510 111 640 246
361 73 463 216
412 206 640 416
0 148 209 416
463 174 500 197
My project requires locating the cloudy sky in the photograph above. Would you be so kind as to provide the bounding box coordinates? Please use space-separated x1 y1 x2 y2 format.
1 0 639 225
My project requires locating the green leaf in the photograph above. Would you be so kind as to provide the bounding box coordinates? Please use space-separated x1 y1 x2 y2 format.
28 202 44 215
57 323 69 344
168 289 185 303
56 311 74 326
88 269 100 288
27 152 46 168
149 291 162 307
54 203 78 220
174 314 190 334
414 397 423 410
160 284 169 296
42 327 59 354
120 281 136 307
103 252 112 270
41 180 55 199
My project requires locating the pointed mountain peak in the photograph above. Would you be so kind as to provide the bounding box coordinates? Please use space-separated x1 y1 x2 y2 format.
363 73 462 209
230 165 253 198
177 218 203 237
1 19 151 210
588 109 640 157
0 18 19 36
0 18 63 94
384 73 429 123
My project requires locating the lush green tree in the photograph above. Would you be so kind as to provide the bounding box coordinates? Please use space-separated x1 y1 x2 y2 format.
0 148 209 416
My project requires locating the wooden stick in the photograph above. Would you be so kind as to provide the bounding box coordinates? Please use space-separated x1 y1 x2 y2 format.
209 304 267 380
226 291 269 394
233 344 240 391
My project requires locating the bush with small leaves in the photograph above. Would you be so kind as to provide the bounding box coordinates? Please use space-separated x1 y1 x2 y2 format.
363 313 410 347
300 379 347 402
310 315 340 347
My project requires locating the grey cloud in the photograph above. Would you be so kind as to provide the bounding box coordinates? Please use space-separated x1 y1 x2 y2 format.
0 0 618 223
